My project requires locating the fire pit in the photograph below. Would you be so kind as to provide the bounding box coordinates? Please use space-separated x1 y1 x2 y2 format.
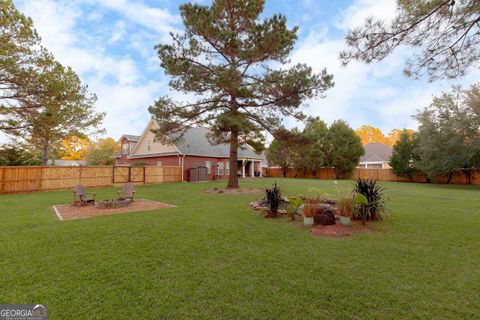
97 198 132 209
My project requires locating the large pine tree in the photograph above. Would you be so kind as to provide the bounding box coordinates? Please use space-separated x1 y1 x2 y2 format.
149 0 333 188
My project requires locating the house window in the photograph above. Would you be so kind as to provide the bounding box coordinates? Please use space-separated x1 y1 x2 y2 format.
225 161 230 175
217 162 224 175
146 139 152 152
205 161 211 174
121 143 129 155
157 161 162 167
367 163 383 169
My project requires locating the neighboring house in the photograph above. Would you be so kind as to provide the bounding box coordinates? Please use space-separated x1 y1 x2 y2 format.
47 159 87 166
358 143 392 169
115 119 265 181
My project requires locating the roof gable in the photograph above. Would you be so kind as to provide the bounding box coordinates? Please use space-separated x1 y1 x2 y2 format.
128 119 179 158
360 143 392 162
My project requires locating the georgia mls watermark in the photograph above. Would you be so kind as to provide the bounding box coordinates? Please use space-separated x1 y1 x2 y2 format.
0 305 47 320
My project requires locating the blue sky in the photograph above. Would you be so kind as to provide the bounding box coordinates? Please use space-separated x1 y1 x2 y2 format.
2 0 478 143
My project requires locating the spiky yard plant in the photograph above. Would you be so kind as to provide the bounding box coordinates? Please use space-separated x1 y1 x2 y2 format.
353 179 388 222
265 183 282 217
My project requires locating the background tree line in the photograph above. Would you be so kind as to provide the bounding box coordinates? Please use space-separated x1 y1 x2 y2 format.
266 118 364 179
390 83 480 184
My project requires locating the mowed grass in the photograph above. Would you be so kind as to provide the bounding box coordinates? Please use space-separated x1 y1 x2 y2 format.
0 178 479 319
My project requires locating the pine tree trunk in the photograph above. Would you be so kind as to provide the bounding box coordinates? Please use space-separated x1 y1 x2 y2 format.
227 128 239 189
447 172 453 184
42 141 49 166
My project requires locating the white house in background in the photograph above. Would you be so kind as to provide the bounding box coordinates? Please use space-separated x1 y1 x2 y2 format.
47 159 87 166
358 143 392 169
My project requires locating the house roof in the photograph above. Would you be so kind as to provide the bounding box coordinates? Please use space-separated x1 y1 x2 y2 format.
360 143 392 163
120 134 140 141
171 127 264 159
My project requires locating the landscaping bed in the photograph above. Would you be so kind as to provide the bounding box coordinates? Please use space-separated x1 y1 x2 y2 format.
53 199 176 220
309 221 373 238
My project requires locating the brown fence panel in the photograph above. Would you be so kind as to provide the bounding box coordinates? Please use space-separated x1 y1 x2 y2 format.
42 167 81 190
264 167 480 185
80 166 113 187
145 166 163 184
130 167 145 183
0 167 43 193
113 166 129 183
0 165 183 194
163 166 183 182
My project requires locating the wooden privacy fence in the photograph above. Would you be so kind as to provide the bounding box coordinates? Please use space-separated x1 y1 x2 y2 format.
263 167 480 185
0 165 182 194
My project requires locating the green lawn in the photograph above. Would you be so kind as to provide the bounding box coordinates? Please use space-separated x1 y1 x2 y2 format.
0 178 479 319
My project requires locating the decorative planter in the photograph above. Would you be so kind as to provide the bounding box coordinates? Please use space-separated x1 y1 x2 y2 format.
303 216 314 227
339 216 351 226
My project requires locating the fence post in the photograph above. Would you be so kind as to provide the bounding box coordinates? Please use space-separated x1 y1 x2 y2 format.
0 167 5 193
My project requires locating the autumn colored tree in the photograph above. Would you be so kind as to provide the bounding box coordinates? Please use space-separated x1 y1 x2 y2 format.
60 135 91 160
355 125 391 145
149 0 333 188
387 129 415 145
85 138 120 165
340 0 480 80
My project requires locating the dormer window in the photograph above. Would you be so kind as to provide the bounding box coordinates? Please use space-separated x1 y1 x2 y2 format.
121 143 129 155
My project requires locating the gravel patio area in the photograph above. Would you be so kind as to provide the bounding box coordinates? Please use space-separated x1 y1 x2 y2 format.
53 199 176 220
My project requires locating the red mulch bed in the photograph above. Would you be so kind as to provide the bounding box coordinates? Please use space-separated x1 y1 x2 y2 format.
309 220 373 238
205 188 263 194
53 199 176 221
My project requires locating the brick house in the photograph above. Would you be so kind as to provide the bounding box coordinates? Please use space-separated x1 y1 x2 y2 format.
115 119 266 181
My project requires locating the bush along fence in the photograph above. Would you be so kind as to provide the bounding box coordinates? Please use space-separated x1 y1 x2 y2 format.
0 165 182 194
263 167 480 185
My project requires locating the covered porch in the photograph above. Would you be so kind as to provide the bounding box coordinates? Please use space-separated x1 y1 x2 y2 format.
237 159 263 178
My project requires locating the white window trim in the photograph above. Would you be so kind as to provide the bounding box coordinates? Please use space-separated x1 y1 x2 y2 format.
122 143 129 155
225 161 230 175
205 161 211 174
217 162 224 175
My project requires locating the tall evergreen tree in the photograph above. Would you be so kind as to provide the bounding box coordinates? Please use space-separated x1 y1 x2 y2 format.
7 62 104 165
296 117 329 174
389 130 419 180
149 0 333 188
0 0 53 129
327 120 364 179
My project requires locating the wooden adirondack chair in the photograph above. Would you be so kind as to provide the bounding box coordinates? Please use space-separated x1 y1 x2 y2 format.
117 183 135 201
73 185 96 206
